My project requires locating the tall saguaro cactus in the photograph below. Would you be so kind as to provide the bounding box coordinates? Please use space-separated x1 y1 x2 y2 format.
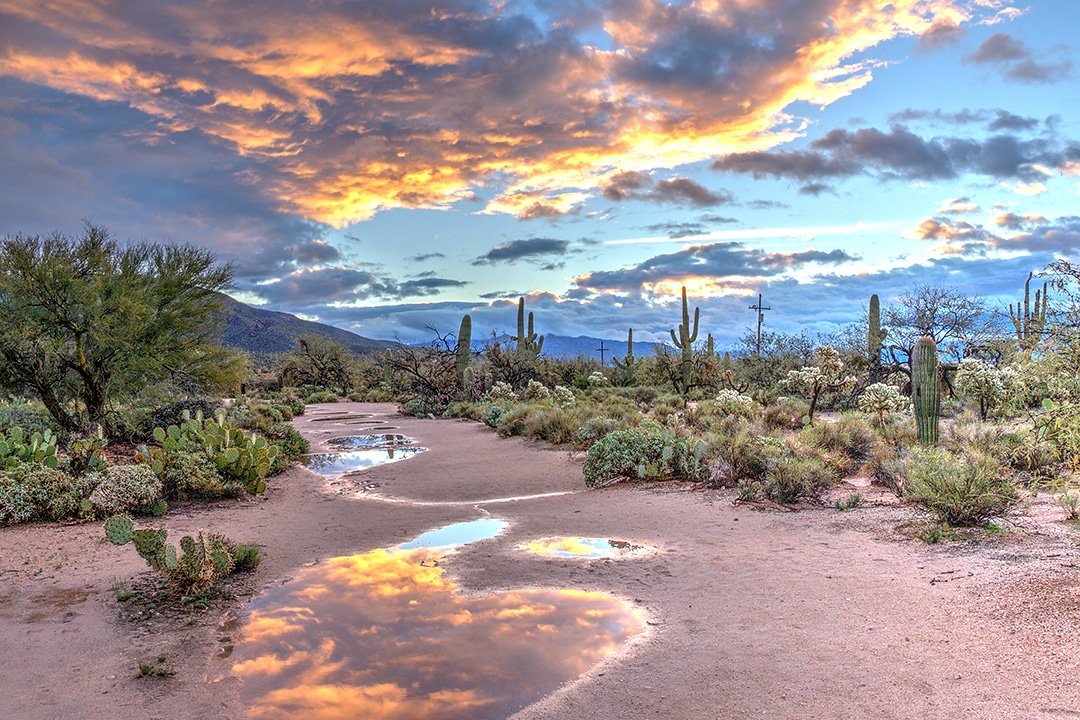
612 328 637 378
512 296 544 358
1008 272 1048 358
455 314 472 389
912 336 940 445
669 286 700 394
868 294 884 366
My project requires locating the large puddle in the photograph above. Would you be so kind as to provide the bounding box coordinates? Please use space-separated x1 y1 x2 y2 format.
521 537 657 559
231 520 646 719
302 434 426 476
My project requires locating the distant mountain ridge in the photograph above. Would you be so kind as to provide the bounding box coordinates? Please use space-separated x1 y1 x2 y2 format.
217 295 394 356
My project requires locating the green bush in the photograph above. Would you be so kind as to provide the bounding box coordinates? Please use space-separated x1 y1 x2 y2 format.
0 400 58 435
762 450 834 504
87 465 164 516
0 464 98 524
263 423 309 460
583 425 707 487
762 397 810 431
305 390 339 404
154 450 240 500
903 447 1019 527
712 429 783 487
799 413 875 477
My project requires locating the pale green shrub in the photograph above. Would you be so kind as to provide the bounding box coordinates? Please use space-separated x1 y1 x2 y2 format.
88 465 164 516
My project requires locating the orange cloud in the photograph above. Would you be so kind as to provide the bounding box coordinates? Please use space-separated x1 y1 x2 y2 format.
0 0 993 226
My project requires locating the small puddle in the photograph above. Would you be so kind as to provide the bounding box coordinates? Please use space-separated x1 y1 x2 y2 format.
232 520 646 719
302 445 425 476
522 537 657 559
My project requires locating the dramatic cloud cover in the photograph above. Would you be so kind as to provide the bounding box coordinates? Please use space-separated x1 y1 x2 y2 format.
0 0 1077 347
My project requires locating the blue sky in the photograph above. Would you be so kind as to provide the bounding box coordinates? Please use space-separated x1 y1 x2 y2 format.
0 0 1076 348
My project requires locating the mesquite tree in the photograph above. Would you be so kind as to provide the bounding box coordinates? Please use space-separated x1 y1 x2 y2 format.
0 224 238 434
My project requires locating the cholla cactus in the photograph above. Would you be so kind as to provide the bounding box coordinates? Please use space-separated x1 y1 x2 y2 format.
586 371 611 388
778 345 856 425
956 358 1017 420
485 381 516 402
525 379 551 401
713 389 756 419
552 385 576 407
858 383 910 428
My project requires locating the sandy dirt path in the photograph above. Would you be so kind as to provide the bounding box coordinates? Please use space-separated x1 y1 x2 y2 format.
1 402 1079 719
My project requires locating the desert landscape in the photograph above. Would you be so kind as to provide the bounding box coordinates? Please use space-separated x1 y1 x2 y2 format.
2 402 1078 720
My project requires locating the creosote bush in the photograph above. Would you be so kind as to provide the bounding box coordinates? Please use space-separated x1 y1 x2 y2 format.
902 447 1019 527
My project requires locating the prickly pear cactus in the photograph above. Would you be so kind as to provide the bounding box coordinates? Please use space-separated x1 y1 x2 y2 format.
912 336 940 445
104 515 134 545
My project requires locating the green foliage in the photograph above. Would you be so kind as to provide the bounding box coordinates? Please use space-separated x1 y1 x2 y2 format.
232 544 262 571
0 224 238 434
305 390 340 404
762 450 834 504
761 397 810 431
712 389 756 420
799 413 875 476
280 335 358 395
858 383 909 428
0 400 58 435
955 358 1016 420
143 410 280 496
66 425 108 476
0 463 99 524
105 516 243 594
902 446 1019 527
87 465 165 516
778 345 856 425
1055 488 1080 521
0 426 58 469
712 429 783 487
911 336 940 445
583 423 707 487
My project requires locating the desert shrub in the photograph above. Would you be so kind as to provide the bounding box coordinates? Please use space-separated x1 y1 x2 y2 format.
903 447 1019 527
305 390 339 404
552 385 576 407
0 464 98 524
946 424 1058 485
857 383 909 428
0 400 58 435
711 429 784 487
575 416 626 448
582 425 707 487
868 444 907 497
761 397 810 431
762 450 834 504
799 413 875 476
586 371 611 388
713 389 756 419
399 397 440 417
232 544 262 571
263 423 309 460
610 386 660 405
955 358 1016 420
651 393 684 418
485 381 516 402
480 403 511 429
87 465 165 516
525 380 551 401
495 404 531 437
154 450 240 501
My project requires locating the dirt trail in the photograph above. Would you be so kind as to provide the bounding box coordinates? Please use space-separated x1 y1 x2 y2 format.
1 402 1078 719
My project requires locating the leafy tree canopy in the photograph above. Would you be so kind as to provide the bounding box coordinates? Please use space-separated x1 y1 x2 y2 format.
0 223 241 433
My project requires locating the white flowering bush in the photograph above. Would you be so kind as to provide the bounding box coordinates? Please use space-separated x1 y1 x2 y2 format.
485 381 516 402
858 383 910 428
525 379 551 401
586 371 611 388
552 385 575 407
778 346 856 424
713 389 756 419
955 358 1016 419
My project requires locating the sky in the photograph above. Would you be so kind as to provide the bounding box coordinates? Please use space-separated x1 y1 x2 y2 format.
1 0 1077 349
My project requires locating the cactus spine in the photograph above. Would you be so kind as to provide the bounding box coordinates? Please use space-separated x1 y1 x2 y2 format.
669 286 699 393
868 294 883 366
1009 272 1048 358
512 297 544 358
912 336 940 445
455 314 472 388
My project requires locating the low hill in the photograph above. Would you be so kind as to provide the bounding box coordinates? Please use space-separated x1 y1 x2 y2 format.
217 295 394 356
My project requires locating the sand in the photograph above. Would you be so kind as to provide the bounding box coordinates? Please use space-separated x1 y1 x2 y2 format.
1 402 1078 719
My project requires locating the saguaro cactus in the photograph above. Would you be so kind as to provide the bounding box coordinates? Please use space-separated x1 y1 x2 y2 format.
455 314 472 389
868 294 884 366
1008 272 1048 358
669 286 700 394
912 336 940 445
512 297 544 358
706 334 715 357
612 328 637 382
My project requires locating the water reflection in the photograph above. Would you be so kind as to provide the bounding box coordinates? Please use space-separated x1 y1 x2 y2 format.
302 446 425 476
522 537 656 559
326 434 414 450
233 523 645 719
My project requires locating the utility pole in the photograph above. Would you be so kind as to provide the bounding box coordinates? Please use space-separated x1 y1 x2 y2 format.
749 293 771 356
596 340 607 366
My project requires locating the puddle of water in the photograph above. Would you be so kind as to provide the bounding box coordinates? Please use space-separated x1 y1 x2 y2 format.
326 434 413 450
302 446 425 476
521 537 656 559
232 522 646 719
